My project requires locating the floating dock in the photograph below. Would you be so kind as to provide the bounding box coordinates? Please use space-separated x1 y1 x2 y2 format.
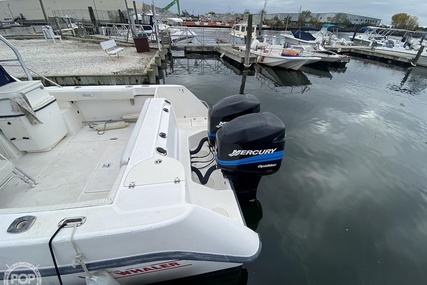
2 33 424 88
328 45 426 67
216 46 257 66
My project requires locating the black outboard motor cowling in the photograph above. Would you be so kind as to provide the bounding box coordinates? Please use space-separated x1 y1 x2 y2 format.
216 112 285 201
208 94 260 146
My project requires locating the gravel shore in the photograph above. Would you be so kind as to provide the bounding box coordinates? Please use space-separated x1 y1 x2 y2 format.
0 38 157 78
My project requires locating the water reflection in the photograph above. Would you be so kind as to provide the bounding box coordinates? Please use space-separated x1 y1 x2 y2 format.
168 54 258 79
221 57 256 76
169 55 226 76
161 51 427 285
255 64 311 94
387 66 427 95
300 65 333 79
240 199 264 231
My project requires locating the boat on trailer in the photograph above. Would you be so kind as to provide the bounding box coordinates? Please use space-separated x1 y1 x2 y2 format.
0 36 285 284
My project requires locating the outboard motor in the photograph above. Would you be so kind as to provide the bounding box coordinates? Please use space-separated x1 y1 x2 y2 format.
208 94 260 146
216 112 285 201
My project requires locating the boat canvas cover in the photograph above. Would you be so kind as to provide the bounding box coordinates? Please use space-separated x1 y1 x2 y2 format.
292 30 316 41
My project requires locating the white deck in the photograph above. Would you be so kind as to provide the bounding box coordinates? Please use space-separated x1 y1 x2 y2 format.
0 123 135 210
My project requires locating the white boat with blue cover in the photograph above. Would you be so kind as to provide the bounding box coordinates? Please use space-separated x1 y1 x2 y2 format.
0 35 285 285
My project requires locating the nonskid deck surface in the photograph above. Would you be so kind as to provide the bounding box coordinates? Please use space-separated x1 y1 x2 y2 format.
0 122 135 210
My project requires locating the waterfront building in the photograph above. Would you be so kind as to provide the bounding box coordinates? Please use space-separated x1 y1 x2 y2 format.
0 0 381 27
264 12 381 26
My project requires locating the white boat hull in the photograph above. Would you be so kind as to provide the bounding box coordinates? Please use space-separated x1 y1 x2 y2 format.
169 29 197 43
278 37 350 66
251 49 320 70
6 259 242 285
282 33 318 46
0 85 260 285
0 35 287 285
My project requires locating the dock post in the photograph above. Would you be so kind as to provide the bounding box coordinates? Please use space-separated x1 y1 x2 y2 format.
351 25 359 41
240 14 253 95
243 15 252 68
147 69 156 83
151 63 159 77
411 45 425 66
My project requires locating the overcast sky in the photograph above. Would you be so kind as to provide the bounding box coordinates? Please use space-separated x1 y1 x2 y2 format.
152 0 427 27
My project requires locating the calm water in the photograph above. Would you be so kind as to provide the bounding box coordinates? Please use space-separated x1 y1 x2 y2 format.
163 55 427 284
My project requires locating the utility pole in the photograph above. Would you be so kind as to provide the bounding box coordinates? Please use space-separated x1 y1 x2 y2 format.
92 0 100 22
7 4 14 20
259 0 267 36
38 0 49 23
124 0 137 37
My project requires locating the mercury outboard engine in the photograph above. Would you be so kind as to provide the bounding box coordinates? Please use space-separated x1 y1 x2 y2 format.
216 112 285 201
208 94 260 146
191 94 285 201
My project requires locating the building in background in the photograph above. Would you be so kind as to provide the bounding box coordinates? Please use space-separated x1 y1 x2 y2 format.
264 12 381 26
0 0 163 24
0 0 381 27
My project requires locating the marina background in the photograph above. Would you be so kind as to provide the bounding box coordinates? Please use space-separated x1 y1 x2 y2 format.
164 55 427 285
1 20 427 285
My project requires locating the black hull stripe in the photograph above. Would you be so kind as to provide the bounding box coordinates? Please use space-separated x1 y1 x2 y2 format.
0 246 261 279
0 99 57 118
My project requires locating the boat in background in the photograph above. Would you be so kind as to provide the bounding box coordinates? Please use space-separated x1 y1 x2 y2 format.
155 17 197 43
284 42 350 67
0 35 285 285
230 23 259 43
182 21 233 28
241 44 320 70
349 26 425 49
283 24 351 46
253 48 321 70
261 33 350 67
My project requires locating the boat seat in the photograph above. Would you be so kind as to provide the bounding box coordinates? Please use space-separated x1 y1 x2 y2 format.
42 25 62 43
0 154 37 188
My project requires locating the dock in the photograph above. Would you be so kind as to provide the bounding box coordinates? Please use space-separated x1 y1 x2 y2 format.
328 45 426 67
169 44 257 68
216 46 257 66
0 36 170 85
2 32 424 87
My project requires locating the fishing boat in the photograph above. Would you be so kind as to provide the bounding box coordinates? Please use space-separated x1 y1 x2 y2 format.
229 23 259 43
262 34 350 67
0 36 285 284
246 46 321 70
284 43 350 67
282 24 350 46
155 18 197 43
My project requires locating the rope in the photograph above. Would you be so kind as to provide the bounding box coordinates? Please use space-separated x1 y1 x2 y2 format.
71 224 91 278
